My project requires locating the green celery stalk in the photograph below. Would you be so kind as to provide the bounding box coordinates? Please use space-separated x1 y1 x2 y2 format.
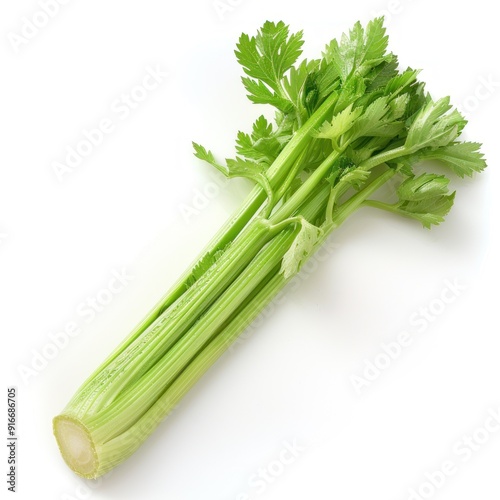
53 18 486 479
94 92 339 373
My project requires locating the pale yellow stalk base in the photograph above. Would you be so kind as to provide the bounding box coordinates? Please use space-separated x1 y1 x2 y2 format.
53 416 98 479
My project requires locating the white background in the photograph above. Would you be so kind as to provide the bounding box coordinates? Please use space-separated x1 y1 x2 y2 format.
1 0 499 499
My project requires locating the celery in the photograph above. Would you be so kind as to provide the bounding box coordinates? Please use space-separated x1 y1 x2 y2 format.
54 18 486 478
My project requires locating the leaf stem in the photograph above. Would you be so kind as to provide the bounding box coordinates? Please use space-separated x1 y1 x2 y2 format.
358 145 407 171
329 167 397 228
269 150 341 224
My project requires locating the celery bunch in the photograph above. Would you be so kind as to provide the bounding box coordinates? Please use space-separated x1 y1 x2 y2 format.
53 18 486 478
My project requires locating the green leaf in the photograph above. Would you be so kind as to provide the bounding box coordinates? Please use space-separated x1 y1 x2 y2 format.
397 174 450 201
281 219 322 279
401 193 456 229
340 166 371 189
361 17 390 63
403 83 428 123
297 59 342 117
366 57 399 92
314 104 363 146
236 116 284 165
384 68 421 98
389 94 410 120
282 59 320 115
420 142 487 178
396 173 456 228
349 97 388 136
242 77 294 112
225 158 264 178
348 97 405 141
193 142 274 202
387 141 486 179
405 98 467 152
225 158 275 204
236 21 304 97
312 60 341 104
334 76 366 113
251 115 273 140
192 142 226 175
235 132 254 157
346 136 394 164
324 17 390 81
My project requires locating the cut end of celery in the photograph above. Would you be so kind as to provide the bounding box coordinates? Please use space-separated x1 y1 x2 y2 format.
53 415 98 478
